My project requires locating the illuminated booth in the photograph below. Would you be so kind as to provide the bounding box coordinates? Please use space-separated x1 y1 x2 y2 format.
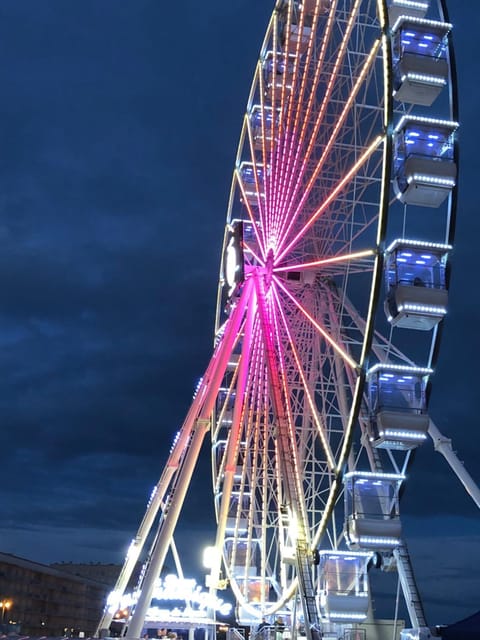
344 471 404 550
393 115 458 207
391 17 451 106
317 550 372 622
366 364 431 450
384 239 450 330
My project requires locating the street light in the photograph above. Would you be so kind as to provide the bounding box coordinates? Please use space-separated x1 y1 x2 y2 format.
0 600 12 624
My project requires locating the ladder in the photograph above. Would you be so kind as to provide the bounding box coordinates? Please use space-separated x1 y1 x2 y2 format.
393 541 426 627
296 539 322 640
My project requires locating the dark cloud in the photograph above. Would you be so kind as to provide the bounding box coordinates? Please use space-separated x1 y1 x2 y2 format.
0 0 479 629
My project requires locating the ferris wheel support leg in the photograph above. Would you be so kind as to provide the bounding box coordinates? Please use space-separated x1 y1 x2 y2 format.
124 281 253 640
126 417 212 640
207 287 255 601
127 423 222 638
428 419 480 509
96 322 241 636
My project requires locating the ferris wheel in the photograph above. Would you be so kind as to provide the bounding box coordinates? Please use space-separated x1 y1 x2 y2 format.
211 0 460 631
96 2 480 640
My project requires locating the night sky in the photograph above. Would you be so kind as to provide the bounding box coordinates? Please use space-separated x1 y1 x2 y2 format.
0 0 479 630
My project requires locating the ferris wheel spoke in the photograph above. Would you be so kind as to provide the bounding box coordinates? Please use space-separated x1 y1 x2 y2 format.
273 248 376 273
275 0 365 242
317 158 384 259
273 275 358 371
275 1 339 241
255 276 314 534
256 63 277 243
276 39 383 254
276 133 384 263
270 2 318 240
266 12 287 238
270 307 312 527
283 0 339 168
271 285 337 470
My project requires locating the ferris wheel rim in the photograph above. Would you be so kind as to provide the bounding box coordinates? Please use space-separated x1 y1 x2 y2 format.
211 0 458 622
213 0 392 615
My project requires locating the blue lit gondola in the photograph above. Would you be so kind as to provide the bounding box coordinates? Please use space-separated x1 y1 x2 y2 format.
366 364 431 450
393 115 458 207
384 239 451 330
344 471 404 550
391 17 451 106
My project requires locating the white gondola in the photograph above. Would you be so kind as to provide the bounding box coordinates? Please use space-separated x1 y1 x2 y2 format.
317 551 372 622
280 2 313 54
391 17 451 106
225 538 260 578
384 239 451 330
262 50 296 102
239 161 266 206
249 105 280 151
344 471 404 550
393 116 458 207
366 364 431 450
223 491 251 533
213 440 247 507
387 0 429 24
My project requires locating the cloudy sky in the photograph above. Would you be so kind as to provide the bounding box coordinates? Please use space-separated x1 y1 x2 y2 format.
0 0 479 631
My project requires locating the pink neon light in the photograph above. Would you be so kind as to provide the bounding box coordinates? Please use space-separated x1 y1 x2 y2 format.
270 6 296 244
274 0 364 251
271 284 336 469
275 134 383 265
276 35 382 257
273 275 358 370
274 3 331 248
273 249 375 273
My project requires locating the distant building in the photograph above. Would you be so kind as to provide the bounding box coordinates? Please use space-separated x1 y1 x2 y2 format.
50 561 130 587
0 552 136 636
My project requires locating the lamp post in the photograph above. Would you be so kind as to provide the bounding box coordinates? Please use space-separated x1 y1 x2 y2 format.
0 600 12 625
